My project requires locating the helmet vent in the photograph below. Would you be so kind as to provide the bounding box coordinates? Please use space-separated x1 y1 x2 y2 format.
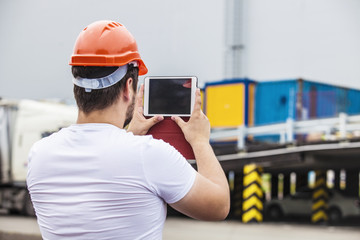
102 22 122 33
112 22 122 27
107 22 122 29
108 22 116 28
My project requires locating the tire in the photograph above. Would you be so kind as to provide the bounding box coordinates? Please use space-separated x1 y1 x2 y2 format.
267 205 283 220
8 208 21 215
328 207 342 223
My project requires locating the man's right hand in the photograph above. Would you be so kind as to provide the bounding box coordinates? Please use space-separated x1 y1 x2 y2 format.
171 88 230 221
171 88 210 146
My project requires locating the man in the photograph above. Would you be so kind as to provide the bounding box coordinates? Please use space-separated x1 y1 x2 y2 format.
27 20 229 239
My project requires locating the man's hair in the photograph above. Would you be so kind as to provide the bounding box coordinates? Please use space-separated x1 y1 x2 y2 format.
72 65 139 114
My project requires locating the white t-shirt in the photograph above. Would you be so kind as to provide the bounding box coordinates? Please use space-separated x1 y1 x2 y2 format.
27 123 196 240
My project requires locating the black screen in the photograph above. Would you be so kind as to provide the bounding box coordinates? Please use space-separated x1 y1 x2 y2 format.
148 78 192 114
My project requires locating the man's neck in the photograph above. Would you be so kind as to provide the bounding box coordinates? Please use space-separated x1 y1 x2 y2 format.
77 105 125 129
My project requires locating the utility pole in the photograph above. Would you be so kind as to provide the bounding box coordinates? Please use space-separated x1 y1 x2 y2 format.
225 0 245 79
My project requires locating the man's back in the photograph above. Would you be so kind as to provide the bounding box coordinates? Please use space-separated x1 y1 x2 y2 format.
27 123 196 240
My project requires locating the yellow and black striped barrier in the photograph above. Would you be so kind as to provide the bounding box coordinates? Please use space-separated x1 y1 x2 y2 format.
312 170 328 223
242 164 263 223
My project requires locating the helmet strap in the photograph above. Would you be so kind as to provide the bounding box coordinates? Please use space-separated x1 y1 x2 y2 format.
72 61 138 92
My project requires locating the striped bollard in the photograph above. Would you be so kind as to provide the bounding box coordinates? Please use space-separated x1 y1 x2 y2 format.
242 164 263 223
312 170 328 223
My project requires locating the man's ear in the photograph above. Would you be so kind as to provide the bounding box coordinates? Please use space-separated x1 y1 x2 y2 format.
123 77 134 101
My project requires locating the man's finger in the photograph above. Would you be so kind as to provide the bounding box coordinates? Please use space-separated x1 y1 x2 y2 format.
145 115 164 129
192 88 202 113
171 116 186 129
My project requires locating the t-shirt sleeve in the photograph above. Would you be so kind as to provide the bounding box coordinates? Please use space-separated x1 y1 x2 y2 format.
142 137 197 204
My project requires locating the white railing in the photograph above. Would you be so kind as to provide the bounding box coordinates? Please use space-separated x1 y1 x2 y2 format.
210 113 360 150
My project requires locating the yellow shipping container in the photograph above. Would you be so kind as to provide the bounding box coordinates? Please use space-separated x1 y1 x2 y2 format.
205 80 255 128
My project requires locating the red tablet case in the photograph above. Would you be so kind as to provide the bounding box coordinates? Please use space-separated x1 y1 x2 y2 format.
147 117 195 160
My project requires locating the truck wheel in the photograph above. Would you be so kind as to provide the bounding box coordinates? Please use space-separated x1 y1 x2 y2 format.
8 208 21 215
23 193 36 217
328 207 342 223
267 205 283 221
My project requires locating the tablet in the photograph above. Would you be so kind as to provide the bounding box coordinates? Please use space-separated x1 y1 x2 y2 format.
143 76 197 117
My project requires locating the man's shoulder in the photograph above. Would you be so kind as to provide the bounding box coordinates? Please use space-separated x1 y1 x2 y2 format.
29 128 64 151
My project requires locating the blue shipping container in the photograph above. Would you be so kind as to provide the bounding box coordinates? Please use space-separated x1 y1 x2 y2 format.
255 80 297 125
255 79 360 126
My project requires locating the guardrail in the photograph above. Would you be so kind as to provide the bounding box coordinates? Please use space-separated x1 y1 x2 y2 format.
210 113 360 150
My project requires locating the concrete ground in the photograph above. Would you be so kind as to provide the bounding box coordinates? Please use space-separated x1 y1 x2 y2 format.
164 217 360 240
0 215 41 240
0 214 359 240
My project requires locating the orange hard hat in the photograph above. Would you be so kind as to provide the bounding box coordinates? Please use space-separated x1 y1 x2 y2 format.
69 20 148 75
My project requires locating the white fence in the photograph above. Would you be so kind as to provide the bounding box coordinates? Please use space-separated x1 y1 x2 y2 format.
210 113 360 150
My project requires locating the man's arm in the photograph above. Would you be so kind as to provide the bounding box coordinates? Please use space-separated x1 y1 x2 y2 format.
171 89 230 221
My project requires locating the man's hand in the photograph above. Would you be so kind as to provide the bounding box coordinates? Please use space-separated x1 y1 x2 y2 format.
171 88 210 146
127 84 163 135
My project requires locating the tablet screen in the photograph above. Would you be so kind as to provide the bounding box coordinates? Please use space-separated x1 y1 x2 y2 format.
148 78 192 115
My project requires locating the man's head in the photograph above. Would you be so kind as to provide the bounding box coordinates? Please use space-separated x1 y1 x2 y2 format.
72 64 139 124
69 20 147 126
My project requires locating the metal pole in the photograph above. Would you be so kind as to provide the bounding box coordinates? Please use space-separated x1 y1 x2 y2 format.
225 0 244 79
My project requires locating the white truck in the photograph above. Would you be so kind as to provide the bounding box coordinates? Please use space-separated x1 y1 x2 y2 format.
0 99 77 216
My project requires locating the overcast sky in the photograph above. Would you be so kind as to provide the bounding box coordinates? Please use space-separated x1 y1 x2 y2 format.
1 0 359 100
